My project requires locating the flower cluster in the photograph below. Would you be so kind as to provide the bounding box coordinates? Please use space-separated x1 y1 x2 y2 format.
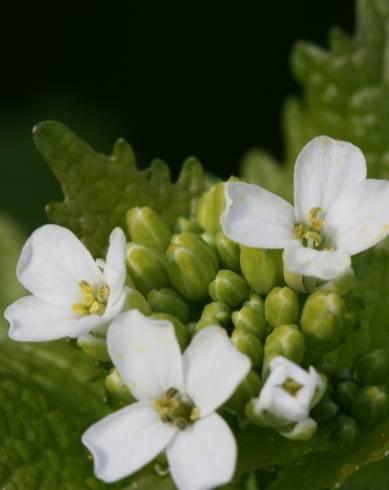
4 136 389 489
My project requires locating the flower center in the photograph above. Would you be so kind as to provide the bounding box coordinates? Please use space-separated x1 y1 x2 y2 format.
153 388 200 430
72 280 110 316
282 378 302 397
294 207 325 249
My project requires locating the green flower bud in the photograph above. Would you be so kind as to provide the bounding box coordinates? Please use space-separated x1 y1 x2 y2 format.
214 232 240 272
174 217 202 234
126 243 170 296
196 182 225 233
77 334 109 362
147 288 190 324
151 313 189 351
336 381 359 413
352 385 389 426
318 270 355 296
300 291 346 354
331 415 360 449
201 232 217 252
232 303 267 339
105 368 135 404
201 301 231 326
262 324 305 378
224 370 261 416
127 288 152 315
264 287 300 329
311 395 339 423
353 349 389 387
193 318 216 335
231 329 263 369
166 233 219 301
209 270 249 307
333 368 353 384
126 206 171 250
240 247 283 295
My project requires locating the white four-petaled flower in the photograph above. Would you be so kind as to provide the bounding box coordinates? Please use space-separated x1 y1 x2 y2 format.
222 136 389 281
82 309 250 490
5 225 128 341
248 356 325 440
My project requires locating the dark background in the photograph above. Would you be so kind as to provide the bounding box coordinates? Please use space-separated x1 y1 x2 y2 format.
1 1 355 232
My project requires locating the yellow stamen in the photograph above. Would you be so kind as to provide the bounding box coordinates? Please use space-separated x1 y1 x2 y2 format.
282 378 302 397
154 388 198 430
72 280 110 316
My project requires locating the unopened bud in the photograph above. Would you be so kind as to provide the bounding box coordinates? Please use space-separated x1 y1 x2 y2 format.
353 349 389 387
209 270 249 307
147 288 190 324
336 381 359 413
166 233 219 301
151 313 189 351
311 395 339 423
231 329 263 369
332 415 360 449
265 287 300 329
77 334 109 362
196 182 225 233
174 216 202 234
224 371 261 416
126 207 171 250
240 247 283 295
352 385 389 427
201 301 231 326
232 301 267 340
318 270 354 296
262 324 305 378
127 288 152 315
300 291 346 353
105 368 135 404
214 232 240 272
126 243 170 296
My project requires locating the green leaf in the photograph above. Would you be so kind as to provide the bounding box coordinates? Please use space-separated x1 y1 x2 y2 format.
34 121 206 257
340 457 389 490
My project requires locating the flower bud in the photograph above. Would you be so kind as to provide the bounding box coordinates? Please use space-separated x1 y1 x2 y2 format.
105 368 135 404
262 324 305 378
201 301 231 326
232 302 267 339
277 417 317 441
196 182 225 233
147 288 190 324
77 334 109 362
151 313 189 351
353 349 389 387
318 270 354 296
336 381 359 413
126 206 171 250
209 270 250 307
300 291 346 353
126 243 170 296
224 371 261 416
352 385 389 427
311 395 339 423
127 288 152 315
331 415 360 449
264 287 300 329
166 233 219 301
200 232 217 252
240 247 283 295
174 216 202 234
214 232 240 272
231 329 263 369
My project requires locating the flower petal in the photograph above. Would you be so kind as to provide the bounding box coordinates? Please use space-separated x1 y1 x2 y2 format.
183 326 250 417
294 136 366 224
326 179 389 255
103 228 127 307
107 309 184 401
82 401 177 483
221 182 295 248
283 240 351 281
5 295 102 341
16 225 102 308
167 413 236 490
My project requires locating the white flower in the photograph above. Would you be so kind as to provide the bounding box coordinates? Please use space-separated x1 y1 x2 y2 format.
5 225 128 342
82 309 250 490
247 356 325 440
221 136 389 281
